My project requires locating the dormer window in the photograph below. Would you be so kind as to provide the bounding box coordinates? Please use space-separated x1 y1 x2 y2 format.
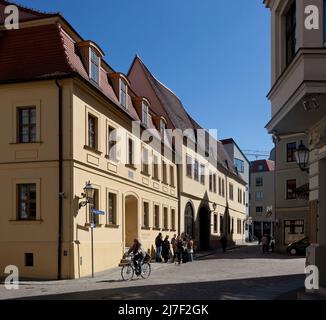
142 101 149 127
120 80 127 109
90 49 100 84
160 118 166 136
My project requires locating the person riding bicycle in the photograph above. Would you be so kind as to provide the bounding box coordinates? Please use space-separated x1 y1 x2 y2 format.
127 239 145 275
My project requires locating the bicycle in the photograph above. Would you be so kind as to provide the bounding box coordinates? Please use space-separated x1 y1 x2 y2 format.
121 253 151 281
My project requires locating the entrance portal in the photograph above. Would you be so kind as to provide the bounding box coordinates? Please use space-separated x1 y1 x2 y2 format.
125 195 138 248
199 207 210 250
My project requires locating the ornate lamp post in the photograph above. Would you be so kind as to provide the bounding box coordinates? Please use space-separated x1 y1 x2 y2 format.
294 141 310 172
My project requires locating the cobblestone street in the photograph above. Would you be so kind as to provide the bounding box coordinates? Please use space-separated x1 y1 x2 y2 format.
0 245 305 300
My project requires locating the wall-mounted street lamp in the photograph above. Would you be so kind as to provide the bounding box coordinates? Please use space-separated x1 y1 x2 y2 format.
79 181 95 209
211 202 217 213
294 141 310 173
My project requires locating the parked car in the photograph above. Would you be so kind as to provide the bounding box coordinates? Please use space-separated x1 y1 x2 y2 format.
286 237 310 256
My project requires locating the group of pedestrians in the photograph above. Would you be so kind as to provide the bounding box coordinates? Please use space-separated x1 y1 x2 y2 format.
155 233 194 265
259 234 275 253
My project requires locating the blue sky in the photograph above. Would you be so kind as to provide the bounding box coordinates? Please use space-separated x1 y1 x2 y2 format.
18 0 273 158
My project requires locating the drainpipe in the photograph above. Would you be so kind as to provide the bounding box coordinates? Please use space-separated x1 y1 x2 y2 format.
177 163 181 235
55 79 63 280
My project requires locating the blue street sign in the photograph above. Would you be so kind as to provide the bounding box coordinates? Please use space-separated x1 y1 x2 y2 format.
92 209 105 215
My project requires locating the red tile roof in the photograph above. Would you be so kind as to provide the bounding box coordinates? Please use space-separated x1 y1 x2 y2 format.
250 159 275 173
0 0 56 25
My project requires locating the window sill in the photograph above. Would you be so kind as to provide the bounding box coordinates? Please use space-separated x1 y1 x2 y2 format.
162 181 169 186
152 177 160 182
153 227 161 231
105 155 118 163
84 145 102 156
162 228 170 232
105 224 119 229
141 226 151 230
85 223 103 228
9 219 43 223
141 171 150 177
125 164 137 170
9 141 43 145
170 229 177 232
169 184 176 188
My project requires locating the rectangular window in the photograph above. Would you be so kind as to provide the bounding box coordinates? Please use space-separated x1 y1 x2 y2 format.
218 177 222 195
243 191 246 205
170 165 175 187
287 179 297 200
286 2 296 66
256 191 263 201
209 172 213 192
18 107 37 143
256 177 263 187
171 209 176 231
287 142 297 162
186 154 192 178
92 189 100 225
88 114 97 149
238 188 242 204
231 218 234 234
235 158 244 173
194 160 199 181
324 0 326 43
163 207 168 230
142 147 149 175
90 49 100 84
213 174 217 193
25 253 34 267
108 126 117 161
237 219 242 234
162 161 168 184
120 80 127 109
256 206 263 214
200 164 205 185
143 202 149 228
214 214 218 233
142 102 149 127
17 184 36 220
108 193 117 225
154 205 160 229
220 215 223 234
229 183 234 201
284 220 305 245
128 138 134 166
222 179 225 197
153 155 159 180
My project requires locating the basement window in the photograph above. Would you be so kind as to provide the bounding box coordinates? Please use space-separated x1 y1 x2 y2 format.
25 253 34 267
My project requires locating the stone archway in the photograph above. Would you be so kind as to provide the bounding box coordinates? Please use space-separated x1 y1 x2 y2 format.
124 194 138 248
199 206 210 250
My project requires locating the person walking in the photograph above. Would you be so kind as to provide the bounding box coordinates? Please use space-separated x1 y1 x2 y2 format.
181 236 188 263
187 237 194 262
261 234 268 254
171 234 177 263
155 232 163 262
220 234 227 253
175 236 183 265
162 235 171 263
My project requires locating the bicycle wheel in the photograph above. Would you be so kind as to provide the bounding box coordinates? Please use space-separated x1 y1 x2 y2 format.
141 263 151 279
121 265 134 281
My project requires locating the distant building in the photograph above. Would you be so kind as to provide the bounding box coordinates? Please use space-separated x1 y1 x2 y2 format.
221 139 250 240
250 160 275 240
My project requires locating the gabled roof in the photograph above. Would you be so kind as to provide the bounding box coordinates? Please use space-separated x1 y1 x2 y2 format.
221 138 250 164
0 0 56 25
128 56 244 182
250 159 275 173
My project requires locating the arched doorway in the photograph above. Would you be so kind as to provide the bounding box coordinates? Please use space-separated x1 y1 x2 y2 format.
184 202 194 238
125 195 138 248
199 206 210 250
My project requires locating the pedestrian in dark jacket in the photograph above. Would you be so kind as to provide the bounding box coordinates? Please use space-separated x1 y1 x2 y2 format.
155 233 163 262
220 234 227 253
162 235 171 263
